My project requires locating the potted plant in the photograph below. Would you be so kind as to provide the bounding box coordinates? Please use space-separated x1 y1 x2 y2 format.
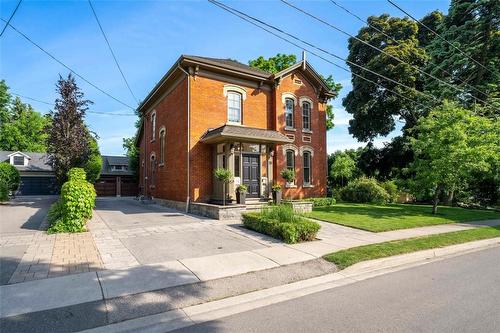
214 168 233 206
272 183 282 205
236 184 248 204
280 168 295 200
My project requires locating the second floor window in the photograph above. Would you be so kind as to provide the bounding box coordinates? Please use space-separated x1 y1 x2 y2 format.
285 98 294 128
151 112 156 141
302 102 311 130
159 129 166 165
227 91 242 124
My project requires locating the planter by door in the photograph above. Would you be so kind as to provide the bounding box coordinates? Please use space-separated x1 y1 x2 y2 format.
236 191 246 204
272 190 282 204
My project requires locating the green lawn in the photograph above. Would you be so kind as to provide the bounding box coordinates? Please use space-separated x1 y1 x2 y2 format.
324 225 500 269
309 203 500 232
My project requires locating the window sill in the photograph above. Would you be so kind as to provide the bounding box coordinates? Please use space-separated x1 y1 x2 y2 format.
303 184 314 188
158 163 165 167
150 139 155 143
302 129 313 134
284 127 296 132
285 183 297 188
226 122 243 126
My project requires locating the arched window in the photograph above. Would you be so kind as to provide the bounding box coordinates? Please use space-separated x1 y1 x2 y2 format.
150 154 156 186
285 98 294 128
302 102 311 130
151 111 156 141
227 91 242 124
286 149 295 171
303 151 311 185
159 128 166 165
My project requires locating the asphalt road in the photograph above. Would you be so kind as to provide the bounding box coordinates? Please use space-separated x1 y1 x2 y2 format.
174 246 500 333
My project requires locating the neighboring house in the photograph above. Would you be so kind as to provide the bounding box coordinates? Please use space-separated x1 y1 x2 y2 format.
94 155 138 197
0 151 58 195
0 151 137 197
136 54 336 206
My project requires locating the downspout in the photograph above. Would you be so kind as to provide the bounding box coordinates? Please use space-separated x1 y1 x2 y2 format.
178 65 191 212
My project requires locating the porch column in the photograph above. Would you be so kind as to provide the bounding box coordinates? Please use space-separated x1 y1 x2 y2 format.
267 146 274 199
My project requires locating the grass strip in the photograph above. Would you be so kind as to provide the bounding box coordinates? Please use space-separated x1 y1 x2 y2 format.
309 203 500 232
324 226 500 270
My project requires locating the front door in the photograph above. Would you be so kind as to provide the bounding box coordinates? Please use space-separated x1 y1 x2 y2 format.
242 154 260 198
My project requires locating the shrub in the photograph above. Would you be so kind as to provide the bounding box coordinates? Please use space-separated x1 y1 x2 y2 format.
236 184 248 193
280 168 295 183
0 181 8 202
341 177 390 204
242 205 320 243
306 197 336 207
47 200 63 225
0 162 20 192
48 168 96 233
381 180 399 203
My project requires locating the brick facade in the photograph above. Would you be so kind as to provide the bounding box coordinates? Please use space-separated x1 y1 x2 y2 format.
138 56 332 204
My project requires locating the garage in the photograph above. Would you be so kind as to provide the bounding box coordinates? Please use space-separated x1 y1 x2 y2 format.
17 176 59 196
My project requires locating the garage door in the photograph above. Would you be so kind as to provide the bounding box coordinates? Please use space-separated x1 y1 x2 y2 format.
95 178 117 196
18 176 59 195
121 177 138 197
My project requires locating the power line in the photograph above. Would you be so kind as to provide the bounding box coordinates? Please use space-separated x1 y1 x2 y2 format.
0 0 22 37
387 0 490 72
207 0 431 114
87 0 139 104
208 0 437 106
328 0 490 99
11 92 137 116
0 18 135 110
281 0 491 106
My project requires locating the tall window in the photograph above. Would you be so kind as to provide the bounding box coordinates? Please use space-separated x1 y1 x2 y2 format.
302 102 311 130
150 155 156 186
303 151 311 185
285 98 294 128
227 91 242 123
159 129 165 165
151 112 156 140
286 149 295 171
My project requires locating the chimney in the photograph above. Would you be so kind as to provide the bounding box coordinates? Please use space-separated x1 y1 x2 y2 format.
302 50 306 70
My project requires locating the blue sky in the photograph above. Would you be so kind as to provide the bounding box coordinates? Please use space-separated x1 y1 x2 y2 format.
1 0 450 156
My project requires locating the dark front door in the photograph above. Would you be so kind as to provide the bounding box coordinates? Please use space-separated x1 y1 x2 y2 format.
242 154 260 198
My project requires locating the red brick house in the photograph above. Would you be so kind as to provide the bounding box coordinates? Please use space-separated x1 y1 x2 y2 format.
136 55 335 209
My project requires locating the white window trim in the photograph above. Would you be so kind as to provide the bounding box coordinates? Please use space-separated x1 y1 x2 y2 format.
282 144 298 156
299 145 314 157
8 152 30 166
281 92 297 105
150 111 157 142
299 96 314 109
223 85 247 100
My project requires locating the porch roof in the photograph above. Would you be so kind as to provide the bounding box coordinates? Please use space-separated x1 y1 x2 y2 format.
200 125 292 144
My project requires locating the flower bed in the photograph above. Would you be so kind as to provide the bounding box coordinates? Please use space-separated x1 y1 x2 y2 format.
242 205 320 244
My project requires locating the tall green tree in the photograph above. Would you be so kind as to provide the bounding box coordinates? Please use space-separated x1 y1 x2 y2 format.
410 101 499 214
343 14 437 141
424 0 500 107
83 135 103 184
0 80 51 152
330 152 357 187
47 74 92 185
122 135 139 180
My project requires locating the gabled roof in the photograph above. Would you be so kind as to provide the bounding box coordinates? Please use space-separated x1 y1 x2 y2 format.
100 155 134 176
0 151 52 172
200 125 292 144
273 61 337 98
7 151 31 159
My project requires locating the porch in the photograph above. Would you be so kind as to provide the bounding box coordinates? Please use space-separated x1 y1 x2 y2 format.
200 125 292 204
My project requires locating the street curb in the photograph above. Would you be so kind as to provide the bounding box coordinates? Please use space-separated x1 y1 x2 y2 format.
80 237 500 333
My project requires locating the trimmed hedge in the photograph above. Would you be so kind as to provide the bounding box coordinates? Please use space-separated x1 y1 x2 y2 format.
306 197 336 207
0 162 20 194
48 168 96 233
242 205 320 244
